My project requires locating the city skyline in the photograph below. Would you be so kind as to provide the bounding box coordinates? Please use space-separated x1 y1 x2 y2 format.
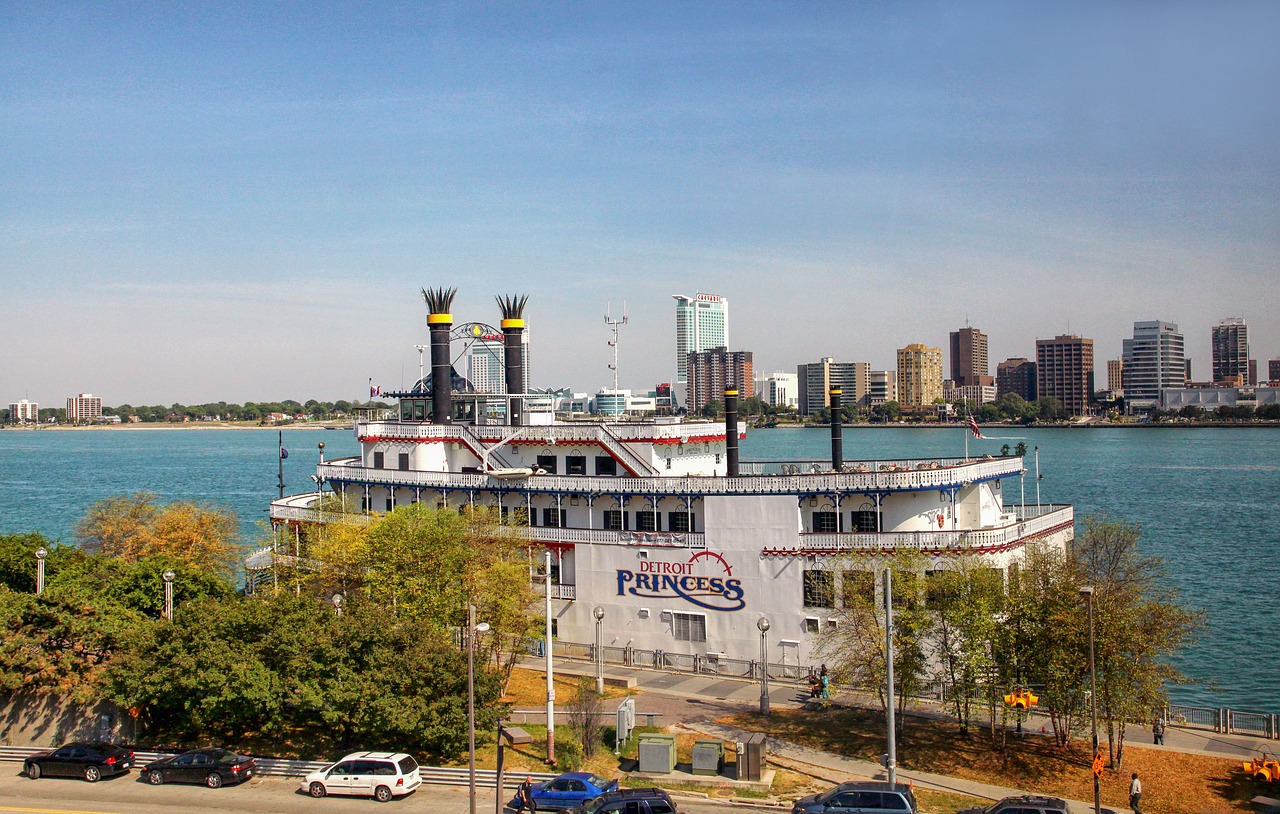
3 3 1278 404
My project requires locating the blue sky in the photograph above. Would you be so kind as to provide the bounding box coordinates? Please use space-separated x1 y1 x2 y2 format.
3 2 1278 404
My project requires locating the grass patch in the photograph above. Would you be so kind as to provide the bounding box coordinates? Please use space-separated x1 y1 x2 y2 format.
720 707 1258 814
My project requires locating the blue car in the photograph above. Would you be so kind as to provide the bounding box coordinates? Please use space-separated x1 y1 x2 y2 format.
513 772 619 811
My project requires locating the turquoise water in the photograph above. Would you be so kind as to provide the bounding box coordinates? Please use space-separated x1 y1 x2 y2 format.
0 425 1275 711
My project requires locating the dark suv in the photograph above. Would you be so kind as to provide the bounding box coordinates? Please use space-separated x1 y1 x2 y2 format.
570 787 677 814
958 796 1070 814
792 782 918 814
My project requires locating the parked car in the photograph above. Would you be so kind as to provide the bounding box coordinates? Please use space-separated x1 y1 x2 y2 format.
143 747 255 788
957 796 1070 814
301 751 421 802
567 787 677 814
23 742 135 782
511 772 620 811
792 782 919 814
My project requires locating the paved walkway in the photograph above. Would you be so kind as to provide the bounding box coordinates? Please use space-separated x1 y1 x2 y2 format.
517 656 1273 812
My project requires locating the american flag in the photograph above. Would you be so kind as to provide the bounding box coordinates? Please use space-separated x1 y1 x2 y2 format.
967 415 987 439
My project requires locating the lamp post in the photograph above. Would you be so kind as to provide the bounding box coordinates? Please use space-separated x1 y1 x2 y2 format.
544 550 556 764
35 547 47 595
757 617 771 714
468 604 491 814
1080 585 1100 814
884 568 897 787
162 570 175 620
331 593 343 617
593 606 606 695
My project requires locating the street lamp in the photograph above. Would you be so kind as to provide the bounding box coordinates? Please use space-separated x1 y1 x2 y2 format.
757 617 771 714
544 550 556 764
162 570 176 620
593 607 606 695
35 547 47 595
1080 585 1100 814
331 593 343 617
468 604 491 814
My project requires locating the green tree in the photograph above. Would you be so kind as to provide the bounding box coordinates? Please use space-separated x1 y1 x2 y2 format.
925 561 1005 736
0 532 57 592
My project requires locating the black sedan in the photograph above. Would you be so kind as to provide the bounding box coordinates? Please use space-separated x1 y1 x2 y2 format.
23 742 135 782
143 748 256 788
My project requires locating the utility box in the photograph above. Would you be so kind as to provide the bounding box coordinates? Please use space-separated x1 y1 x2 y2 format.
638 733 677 774
691 739 724 775
737 732 768 781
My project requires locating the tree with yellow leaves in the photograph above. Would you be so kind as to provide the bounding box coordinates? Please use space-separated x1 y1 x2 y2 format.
76 492 240 577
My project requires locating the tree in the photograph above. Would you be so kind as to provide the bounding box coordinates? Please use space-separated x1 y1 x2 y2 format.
75 493 241 576
700 399 722 418
564 676 605 758
0 532 57 592
925 561 1005 736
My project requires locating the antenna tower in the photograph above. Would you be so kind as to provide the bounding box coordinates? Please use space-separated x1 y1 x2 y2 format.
604 301 629 415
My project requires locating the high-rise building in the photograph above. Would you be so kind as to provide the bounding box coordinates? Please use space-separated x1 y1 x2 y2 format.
686 347 752 415
796 358 870 416
1211 317 1249 383
1269 359 1280 384
465 329 530 395
1107 359 1124 393
756 372 798 409
868 370 897 406
1036 336 1094 416
996 358 1037 402
66 393 103 423
949 327 992 388
673 293 728 386
896 344 944 409
7 399 38 423
1122 321 1185 410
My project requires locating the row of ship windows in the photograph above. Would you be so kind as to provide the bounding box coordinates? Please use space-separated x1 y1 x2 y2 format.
801 567 1005 609
810 510 881 534
357 496 696 533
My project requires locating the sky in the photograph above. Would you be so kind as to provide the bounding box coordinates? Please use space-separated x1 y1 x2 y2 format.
3 1 1278 406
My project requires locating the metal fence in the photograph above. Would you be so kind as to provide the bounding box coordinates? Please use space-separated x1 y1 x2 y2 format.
1168 704 1280 739
550 639 812 684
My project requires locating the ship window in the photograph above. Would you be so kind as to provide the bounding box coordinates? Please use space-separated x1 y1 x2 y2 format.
398 453 409 471
566 456 586 476
595 456 617 476
673 612 706 643
851 510 878 533
803 570 835 608
841 571 875 606
542 508 566 528
803 617 820 633
401 403 412 420
536 455 557 474
667 512 690 533
385 497 393 512
373 451 385 469
812 511 838 533
636 511 657 532
604 510 623 531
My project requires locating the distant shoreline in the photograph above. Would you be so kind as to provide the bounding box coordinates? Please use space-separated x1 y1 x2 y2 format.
1 422 351 432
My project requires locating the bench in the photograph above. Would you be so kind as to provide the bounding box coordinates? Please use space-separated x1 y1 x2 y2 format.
1251 795 1280 813
502 727 533 745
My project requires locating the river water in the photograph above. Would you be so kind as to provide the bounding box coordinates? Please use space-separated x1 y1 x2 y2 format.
0 425 1275 711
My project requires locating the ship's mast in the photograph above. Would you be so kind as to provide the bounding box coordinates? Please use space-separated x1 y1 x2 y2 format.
604 301 628 417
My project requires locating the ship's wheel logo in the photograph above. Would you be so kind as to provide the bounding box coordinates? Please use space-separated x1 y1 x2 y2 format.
615 550 744 612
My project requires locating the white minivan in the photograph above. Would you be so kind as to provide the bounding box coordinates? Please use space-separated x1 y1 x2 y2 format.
301 751 421 802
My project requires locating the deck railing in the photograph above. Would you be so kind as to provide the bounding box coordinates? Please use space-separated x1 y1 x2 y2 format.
799 504 1073 553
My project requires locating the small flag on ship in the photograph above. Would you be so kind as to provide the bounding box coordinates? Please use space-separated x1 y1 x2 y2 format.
967 415 987 439
280 446 289 459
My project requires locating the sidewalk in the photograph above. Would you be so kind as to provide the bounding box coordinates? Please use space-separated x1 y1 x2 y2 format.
523 656 1275 761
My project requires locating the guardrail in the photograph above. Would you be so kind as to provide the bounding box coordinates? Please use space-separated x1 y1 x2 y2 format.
0 746 559 783
1169 704 1280 739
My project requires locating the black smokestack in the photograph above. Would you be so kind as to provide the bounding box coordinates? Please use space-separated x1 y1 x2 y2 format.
422 287 457 425
724 388 739 477
497 294 528 427
829 387 843 471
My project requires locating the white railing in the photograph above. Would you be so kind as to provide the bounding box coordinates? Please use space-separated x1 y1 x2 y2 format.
357 420 723 445
534 582 578 600
522 527 705 549
315 455 1024 497
799 504 1073 553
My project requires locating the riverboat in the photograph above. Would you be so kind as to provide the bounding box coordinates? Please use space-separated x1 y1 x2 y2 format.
265 289 1074 669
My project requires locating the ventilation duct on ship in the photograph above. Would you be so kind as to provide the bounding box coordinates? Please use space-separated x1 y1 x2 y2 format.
497 294 528 427
829 387 843 471
422 287 457 425
724 387 740 477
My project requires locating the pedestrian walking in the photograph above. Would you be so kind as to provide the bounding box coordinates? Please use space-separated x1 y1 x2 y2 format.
516 776 534 813
1153 716 1165 745
1129 772 1143 814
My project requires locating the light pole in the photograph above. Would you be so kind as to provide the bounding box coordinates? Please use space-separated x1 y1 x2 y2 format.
757 617 771 715
1080 585 1100 814
162 570 175 620
593 606 606 695
884 568 897 787
544 550 556 763
35 547 47 595
331 593 343 617
468 604 491 814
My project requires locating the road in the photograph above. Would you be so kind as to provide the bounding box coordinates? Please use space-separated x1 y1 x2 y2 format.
0 771 760 814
